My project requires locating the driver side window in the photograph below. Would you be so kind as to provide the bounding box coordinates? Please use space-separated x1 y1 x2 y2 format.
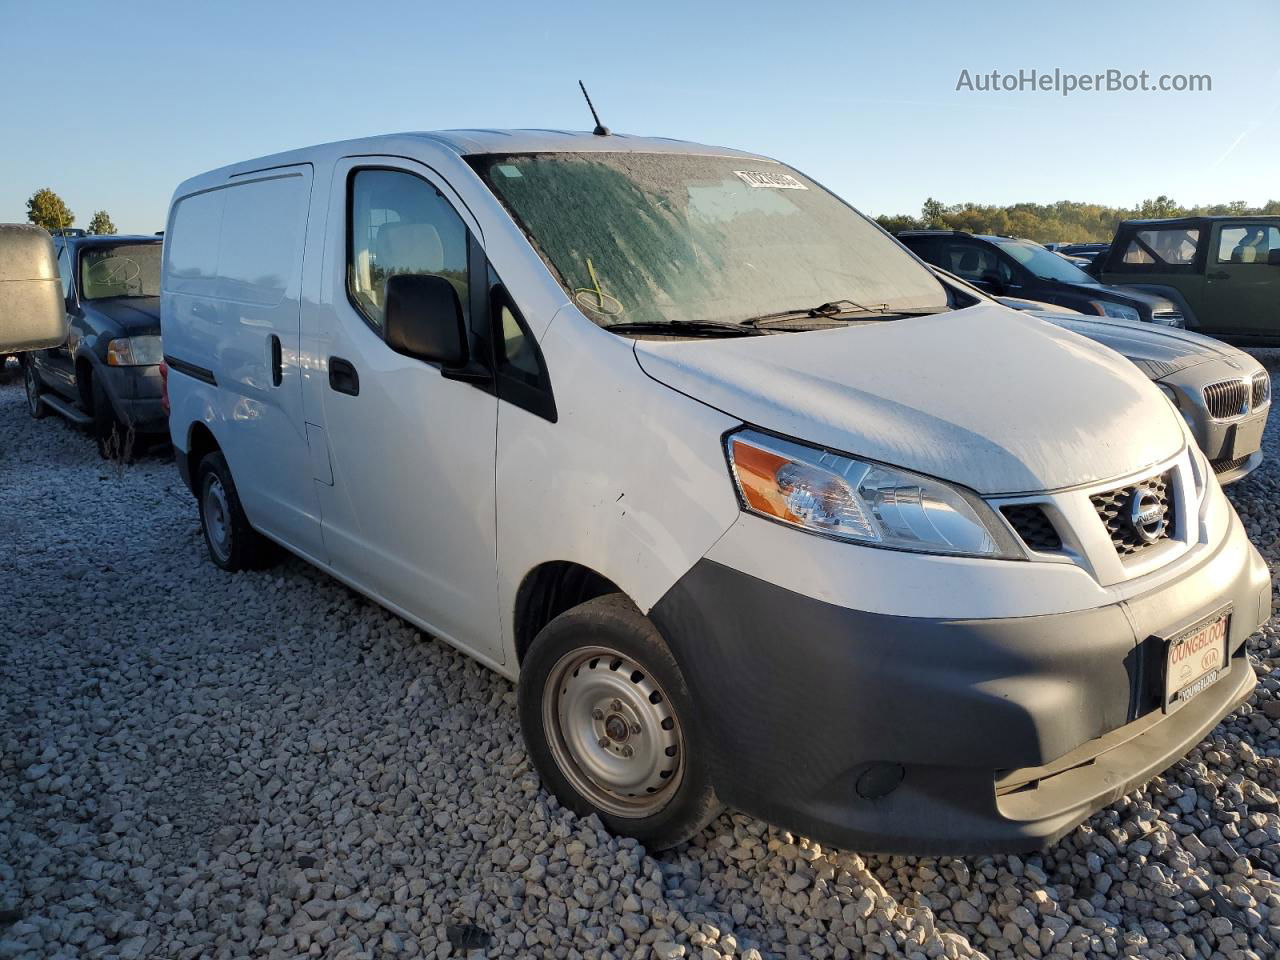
940 241 1010 285
348 169 470 334
58 246 73 301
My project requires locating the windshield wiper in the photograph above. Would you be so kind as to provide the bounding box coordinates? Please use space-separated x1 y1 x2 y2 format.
605 319 768 338
741 299 943 328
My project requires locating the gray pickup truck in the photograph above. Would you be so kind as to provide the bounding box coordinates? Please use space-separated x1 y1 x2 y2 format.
21 231 165 457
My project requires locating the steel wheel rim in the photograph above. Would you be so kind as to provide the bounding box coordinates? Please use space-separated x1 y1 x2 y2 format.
203 476 232 562
543 645 684 818
24 364 39 413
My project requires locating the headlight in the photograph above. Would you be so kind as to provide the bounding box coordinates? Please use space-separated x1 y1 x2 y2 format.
725 429 1021 558
106 335 163 366
1089 301 1141 323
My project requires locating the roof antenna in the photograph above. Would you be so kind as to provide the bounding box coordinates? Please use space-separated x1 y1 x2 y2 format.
578 81 611 136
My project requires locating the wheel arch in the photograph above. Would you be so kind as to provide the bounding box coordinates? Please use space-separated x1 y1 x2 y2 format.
513 561 626 666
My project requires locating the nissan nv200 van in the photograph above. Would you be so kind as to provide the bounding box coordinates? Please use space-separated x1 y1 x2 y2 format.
160 130 1271 855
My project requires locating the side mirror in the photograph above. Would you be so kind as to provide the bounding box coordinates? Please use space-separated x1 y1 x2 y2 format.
384 273 467 366
978 273 1005 295
0 224 66 353
1269 249 1280 267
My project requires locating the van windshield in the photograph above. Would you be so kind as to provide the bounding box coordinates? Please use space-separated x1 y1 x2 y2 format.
470 152 949 329
80 242 162 300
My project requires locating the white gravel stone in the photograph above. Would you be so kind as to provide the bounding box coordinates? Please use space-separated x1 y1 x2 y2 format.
3 354 1280 959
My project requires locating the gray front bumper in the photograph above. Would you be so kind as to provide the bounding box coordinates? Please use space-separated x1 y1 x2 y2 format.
99 362 167 435
650 511 1270 855
1161 360 1270 484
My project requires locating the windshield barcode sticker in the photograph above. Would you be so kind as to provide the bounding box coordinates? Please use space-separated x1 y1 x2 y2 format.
734 170 808 190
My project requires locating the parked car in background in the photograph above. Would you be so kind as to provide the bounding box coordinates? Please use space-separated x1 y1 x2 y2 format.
936 270 1271 484
898 230 1185 326
22 231 165 456
161 129 1269 856
1092 216 1280 344
1059 242 1110 263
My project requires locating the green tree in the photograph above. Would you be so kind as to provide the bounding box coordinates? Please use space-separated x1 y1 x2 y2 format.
920 197 948 228
88 210 117 235
875 213 921 233
1135 195 1183 220
26 188 74 231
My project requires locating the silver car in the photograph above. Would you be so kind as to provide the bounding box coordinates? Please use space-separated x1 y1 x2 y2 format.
929 269 1270 484
1002 296 1270 484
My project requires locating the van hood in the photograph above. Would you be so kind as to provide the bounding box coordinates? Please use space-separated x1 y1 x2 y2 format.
1031 312 1239 380
633 303 1185 496
84 296 161 334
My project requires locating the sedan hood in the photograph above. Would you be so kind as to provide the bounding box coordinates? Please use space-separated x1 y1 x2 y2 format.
633 303 1185 496
85 296 161 334
1033 313 1241 380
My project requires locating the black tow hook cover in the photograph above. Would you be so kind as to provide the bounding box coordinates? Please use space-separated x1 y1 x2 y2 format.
856 763 906 800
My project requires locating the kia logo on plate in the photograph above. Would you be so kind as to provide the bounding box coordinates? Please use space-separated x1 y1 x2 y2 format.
1128 486 1166 543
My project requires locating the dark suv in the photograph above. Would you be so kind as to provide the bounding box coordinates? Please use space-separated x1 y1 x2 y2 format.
22 230 165 455
897 230 1184 326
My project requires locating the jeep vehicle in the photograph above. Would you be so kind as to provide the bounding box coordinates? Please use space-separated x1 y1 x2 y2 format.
1093 217 1280 344
898 230 1184 326
22 231 165 456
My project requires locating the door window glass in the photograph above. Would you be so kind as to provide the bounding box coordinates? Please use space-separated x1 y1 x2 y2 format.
348 169 470 332
1121 228 1200 266
1216 225 1277 264
57 245 73 300
938 241 1011 285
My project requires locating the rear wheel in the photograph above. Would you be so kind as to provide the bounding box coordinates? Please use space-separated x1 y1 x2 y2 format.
196 451 274 571
22 358 47 419
518 594 721 849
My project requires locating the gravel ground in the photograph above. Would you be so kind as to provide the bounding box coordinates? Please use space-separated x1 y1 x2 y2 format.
2 353 1280 960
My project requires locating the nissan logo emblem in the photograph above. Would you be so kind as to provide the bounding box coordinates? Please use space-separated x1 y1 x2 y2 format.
1128 486 1166 543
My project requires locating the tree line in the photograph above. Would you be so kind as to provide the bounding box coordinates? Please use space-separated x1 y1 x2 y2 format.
25 187 117 236
876 196 1280 244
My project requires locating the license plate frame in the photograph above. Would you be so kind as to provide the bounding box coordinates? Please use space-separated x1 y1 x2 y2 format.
1228 414 1266 461
1162 606 1231 713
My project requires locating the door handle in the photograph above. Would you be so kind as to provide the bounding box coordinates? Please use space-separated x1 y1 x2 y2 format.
328 356 359 396
269 335 282 386
1207 271 1230 281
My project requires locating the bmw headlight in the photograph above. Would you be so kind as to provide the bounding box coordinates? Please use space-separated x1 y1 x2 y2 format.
106 335 164 366
1089 301 1141 323
725 429 1021 558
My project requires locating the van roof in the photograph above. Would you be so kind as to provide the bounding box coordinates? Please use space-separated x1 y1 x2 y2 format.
180 129 773 188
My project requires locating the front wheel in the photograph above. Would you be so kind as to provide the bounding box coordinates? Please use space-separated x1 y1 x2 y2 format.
23 358 47 419
518 594 721 849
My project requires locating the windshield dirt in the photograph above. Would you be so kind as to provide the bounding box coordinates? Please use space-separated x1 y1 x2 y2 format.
79 243 162 300
471 152 949 328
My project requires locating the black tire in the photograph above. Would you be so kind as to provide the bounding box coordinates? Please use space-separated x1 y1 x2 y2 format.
196 451 274 572
518 593 721 849
89 373 138 461
22 357 47 420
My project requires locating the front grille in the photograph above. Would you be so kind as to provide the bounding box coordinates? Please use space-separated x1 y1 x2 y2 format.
1001 505 1062 552
1203 378 1250 419
1252 371 1271 409
1212 454 1251 475
1090 471 1175 558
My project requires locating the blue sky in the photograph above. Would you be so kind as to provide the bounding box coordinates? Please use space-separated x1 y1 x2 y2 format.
2 0 1276 235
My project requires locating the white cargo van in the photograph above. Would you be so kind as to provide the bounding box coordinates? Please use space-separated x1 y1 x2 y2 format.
161 130 1270 854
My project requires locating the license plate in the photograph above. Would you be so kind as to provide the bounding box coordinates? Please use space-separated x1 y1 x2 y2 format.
1164 613 1229 711
1229 415 1266 461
